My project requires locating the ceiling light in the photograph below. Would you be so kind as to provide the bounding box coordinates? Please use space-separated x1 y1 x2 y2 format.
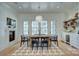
22 4 29 8
2 3 10 8
5 4 10 8
31 3 47 10
31 3 39 10
18 6 22 8
57 6 60 8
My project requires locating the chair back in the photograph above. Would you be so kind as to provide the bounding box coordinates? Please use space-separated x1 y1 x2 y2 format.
21 35 29 41
21 35 25 41
50 35 58 40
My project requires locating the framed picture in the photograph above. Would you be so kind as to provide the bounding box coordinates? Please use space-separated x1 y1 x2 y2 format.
7 17 12 25
7 17 16 28
12 20 16 28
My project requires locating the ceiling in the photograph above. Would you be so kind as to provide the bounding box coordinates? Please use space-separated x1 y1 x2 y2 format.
0 2 78 13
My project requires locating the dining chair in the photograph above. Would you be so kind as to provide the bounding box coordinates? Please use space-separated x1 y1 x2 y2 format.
32 37 39 50
41 37 48 50
50 35 58 46
20 35 29 47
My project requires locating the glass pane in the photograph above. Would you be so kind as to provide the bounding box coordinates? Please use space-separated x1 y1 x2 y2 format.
32 21 39 35
40 21 47 35
23 21 28 35
51 20 56 35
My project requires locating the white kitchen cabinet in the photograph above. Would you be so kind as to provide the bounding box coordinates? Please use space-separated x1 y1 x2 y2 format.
63 34 66 42
62 32 79 49
70 34 79 49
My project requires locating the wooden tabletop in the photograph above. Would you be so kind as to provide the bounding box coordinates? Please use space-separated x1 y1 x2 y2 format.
29 35 51 38
29 35 51 47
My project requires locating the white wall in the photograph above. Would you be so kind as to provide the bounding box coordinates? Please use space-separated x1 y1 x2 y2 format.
0 3 78 51
0 6 18 51
61 4 79 40
17 13 66 40
16 4 78 40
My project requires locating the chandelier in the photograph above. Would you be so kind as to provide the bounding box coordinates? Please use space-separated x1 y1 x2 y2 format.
36 16 42 22
35 3 42 22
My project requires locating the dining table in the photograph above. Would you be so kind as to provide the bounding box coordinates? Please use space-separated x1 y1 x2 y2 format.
29 35 51 48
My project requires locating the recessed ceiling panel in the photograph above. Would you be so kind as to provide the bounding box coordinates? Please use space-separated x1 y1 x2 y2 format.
0 2 78 13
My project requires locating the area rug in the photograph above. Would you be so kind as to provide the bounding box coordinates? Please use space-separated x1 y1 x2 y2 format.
11 42 65 56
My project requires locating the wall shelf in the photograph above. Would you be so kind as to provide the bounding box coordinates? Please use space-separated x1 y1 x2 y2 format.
64 12 79 32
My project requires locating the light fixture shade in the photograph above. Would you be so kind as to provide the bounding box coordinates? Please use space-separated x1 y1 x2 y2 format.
36 16 42 22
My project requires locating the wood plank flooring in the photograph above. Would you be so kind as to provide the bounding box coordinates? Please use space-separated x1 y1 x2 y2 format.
0 40 79 56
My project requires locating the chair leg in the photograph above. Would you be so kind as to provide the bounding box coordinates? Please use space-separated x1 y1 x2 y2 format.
27 41 28 47
57 41 58 46
47 43 48 50
32 42 33 50
20 41 22 47
50 41 52 47
42 44 43 50
37 43 39 50
32 45 33 50
37 45 38 50
42 46 43 50
23 41 24 44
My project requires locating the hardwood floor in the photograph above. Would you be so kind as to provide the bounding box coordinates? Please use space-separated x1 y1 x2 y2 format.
58 40 79 56
0 40 79 56
0 41 20 56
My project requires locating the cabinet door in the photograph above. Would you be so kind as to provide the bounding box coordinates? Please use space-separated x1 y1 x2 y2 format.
70 35 75 45
71 35 79 49
76 36 79 43
62 34 66 42
73 44 79 49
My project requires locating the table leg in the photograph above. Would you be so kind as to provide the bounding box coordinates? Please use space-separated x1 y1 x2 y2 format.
30 38 32 48
48 38 51 47
57 40 58 46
